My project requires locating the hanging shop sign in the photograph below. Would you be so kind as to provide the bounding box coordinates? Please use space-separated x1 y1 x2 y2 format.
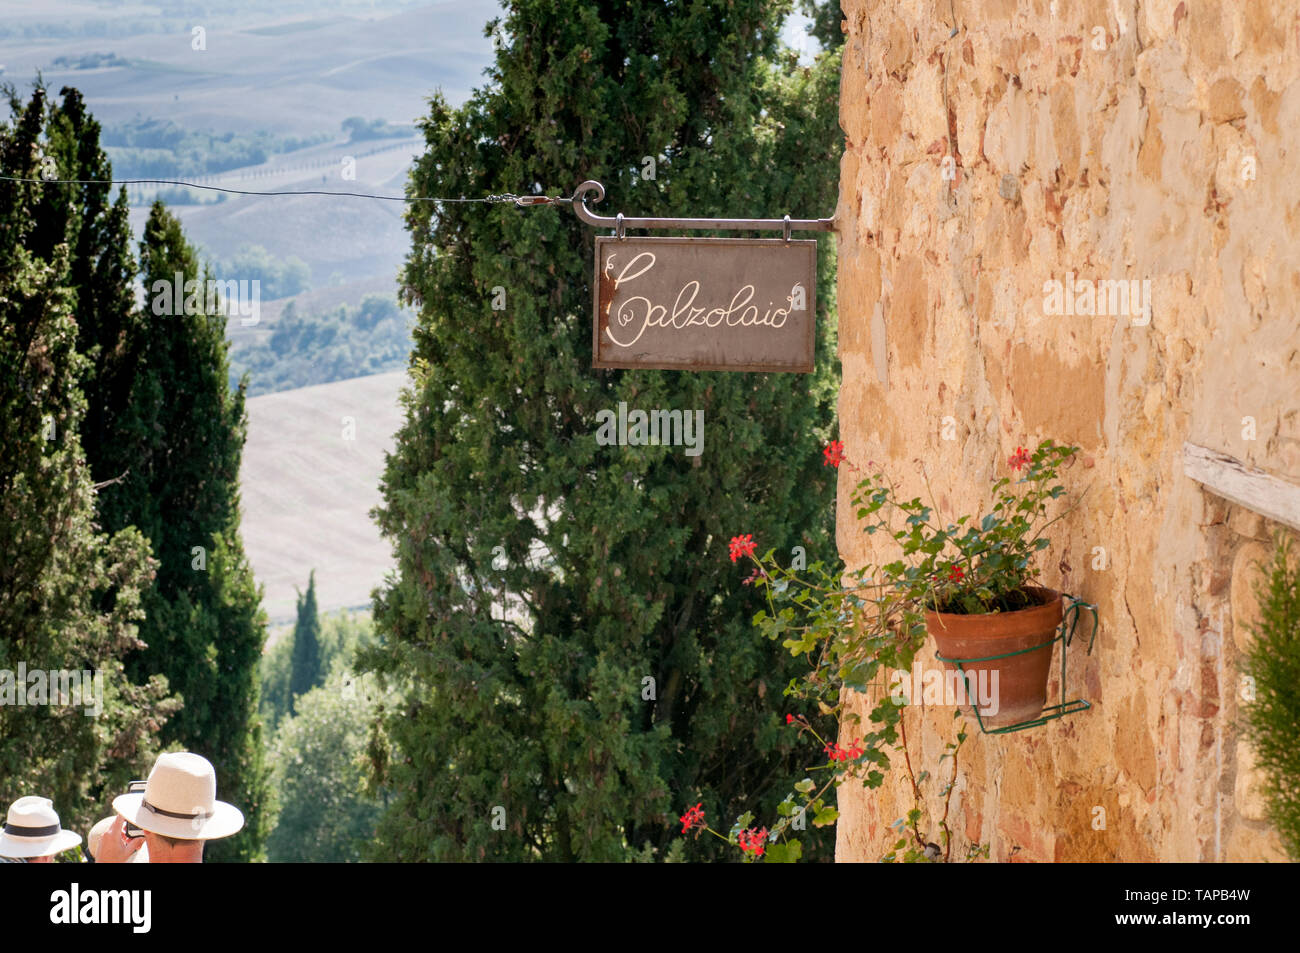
592 236 817 373
568 180 833 374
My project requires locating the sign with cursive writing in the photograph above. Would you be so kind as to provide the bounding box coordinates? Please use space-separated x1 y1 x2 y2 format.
593 236 816 373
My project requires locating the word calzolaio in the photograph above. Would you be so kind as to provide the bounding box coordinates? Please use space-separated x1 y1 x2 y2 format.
592 236 816 373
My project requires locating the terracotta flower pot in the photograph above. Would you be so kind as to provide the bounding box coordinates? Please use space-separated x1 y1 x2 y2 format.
924 587 1063 729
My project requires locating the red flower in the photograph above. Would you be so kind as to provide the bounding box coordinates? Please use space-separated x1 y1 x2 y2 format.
824 738 864 762
728 534 756 563
679 802 705 834
786 713 795 724
742 567 768 586
1009 446 1032 471
822 440 846 468
947 563 965 583
738 827 768 856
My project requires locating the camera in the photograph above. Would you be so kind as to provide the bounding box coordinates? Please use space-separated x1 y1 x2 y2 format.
123 780 146 838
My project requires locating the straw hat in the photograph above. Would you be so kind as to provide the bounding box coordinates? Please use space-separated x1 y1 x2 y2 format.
87 815 149 863
112 752 244 841
0 796 83 858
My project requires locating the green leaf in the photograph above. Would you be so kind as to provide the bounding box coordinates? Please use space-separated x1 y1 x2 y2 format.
812 806 839 827
765 841 801 863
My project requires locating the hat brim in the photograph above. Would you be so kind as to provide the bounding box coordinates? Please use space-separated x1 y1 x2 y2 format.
0 828 82 858
112 793 244 841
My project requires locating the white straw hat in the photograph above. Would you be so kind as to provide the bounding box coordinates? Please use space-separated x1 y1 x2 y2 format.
112 752 244 841
0 796 83 858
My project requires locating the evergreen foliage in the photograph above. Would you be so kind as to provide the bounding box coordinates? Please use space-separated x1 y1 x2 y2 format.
361 0 843 861
0 85 179 835
266 661 394 863
798 0 844 49
125 203 271 862
288 572 324 713
1 84 269 861
1240 534 1300 860
262 608 375 731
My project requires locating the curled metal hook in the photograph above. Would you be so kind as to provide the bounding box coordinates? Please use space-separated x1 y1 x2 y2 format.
571 180 607 224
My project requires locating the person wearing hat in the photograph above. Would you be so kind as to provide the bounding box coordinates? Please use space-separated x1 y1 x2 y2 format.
86 815 149 864
0 796 83 863
96 751 244 864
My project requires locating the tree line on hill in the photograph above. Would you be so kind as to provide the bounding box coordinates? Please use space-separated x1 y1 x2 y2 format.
228 294 412 396
102 116 329 180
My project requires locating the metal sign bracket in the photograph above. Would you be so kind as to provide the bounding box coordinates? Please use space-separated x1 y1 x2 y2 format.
566 180 834 236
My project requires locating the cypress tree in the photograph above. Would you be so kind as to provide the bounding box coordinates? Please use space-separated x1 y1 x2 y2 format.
39 87 142 506
289 571 324 711
0 86 178 833
362 0 843 861
120 203 271 862
14 86 270 860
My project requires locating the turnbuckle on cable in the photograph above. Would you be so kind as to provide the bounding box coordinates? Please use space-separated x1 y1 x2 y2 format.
513 194 569 207
481 193 572 207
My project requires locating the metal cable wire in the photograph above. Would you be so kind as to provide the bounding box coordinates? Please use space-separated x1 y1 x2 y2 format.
0 174 573 206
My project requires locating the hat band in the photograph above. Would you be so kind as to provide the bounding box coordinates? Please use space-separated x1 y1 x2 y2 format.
3 822 61 838
142 800 211 821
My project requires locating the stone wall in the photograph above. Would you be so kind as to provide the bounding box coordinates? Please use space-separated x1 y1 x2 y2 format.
833 0 1298 862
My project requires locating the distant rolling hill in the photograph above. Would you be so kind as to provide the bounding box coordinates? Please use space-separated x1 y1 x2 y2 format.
2 0 499 388
0 1 497 136
125 135 425 289
240 370 406 625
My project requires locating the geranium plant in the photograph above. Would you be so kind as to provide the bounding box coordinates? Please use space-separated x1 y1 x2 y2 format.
679 439 1081 862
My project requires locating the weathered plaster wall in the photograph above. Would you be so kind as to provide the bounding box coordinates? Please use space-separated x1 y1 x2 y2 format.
834 0 1298 862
